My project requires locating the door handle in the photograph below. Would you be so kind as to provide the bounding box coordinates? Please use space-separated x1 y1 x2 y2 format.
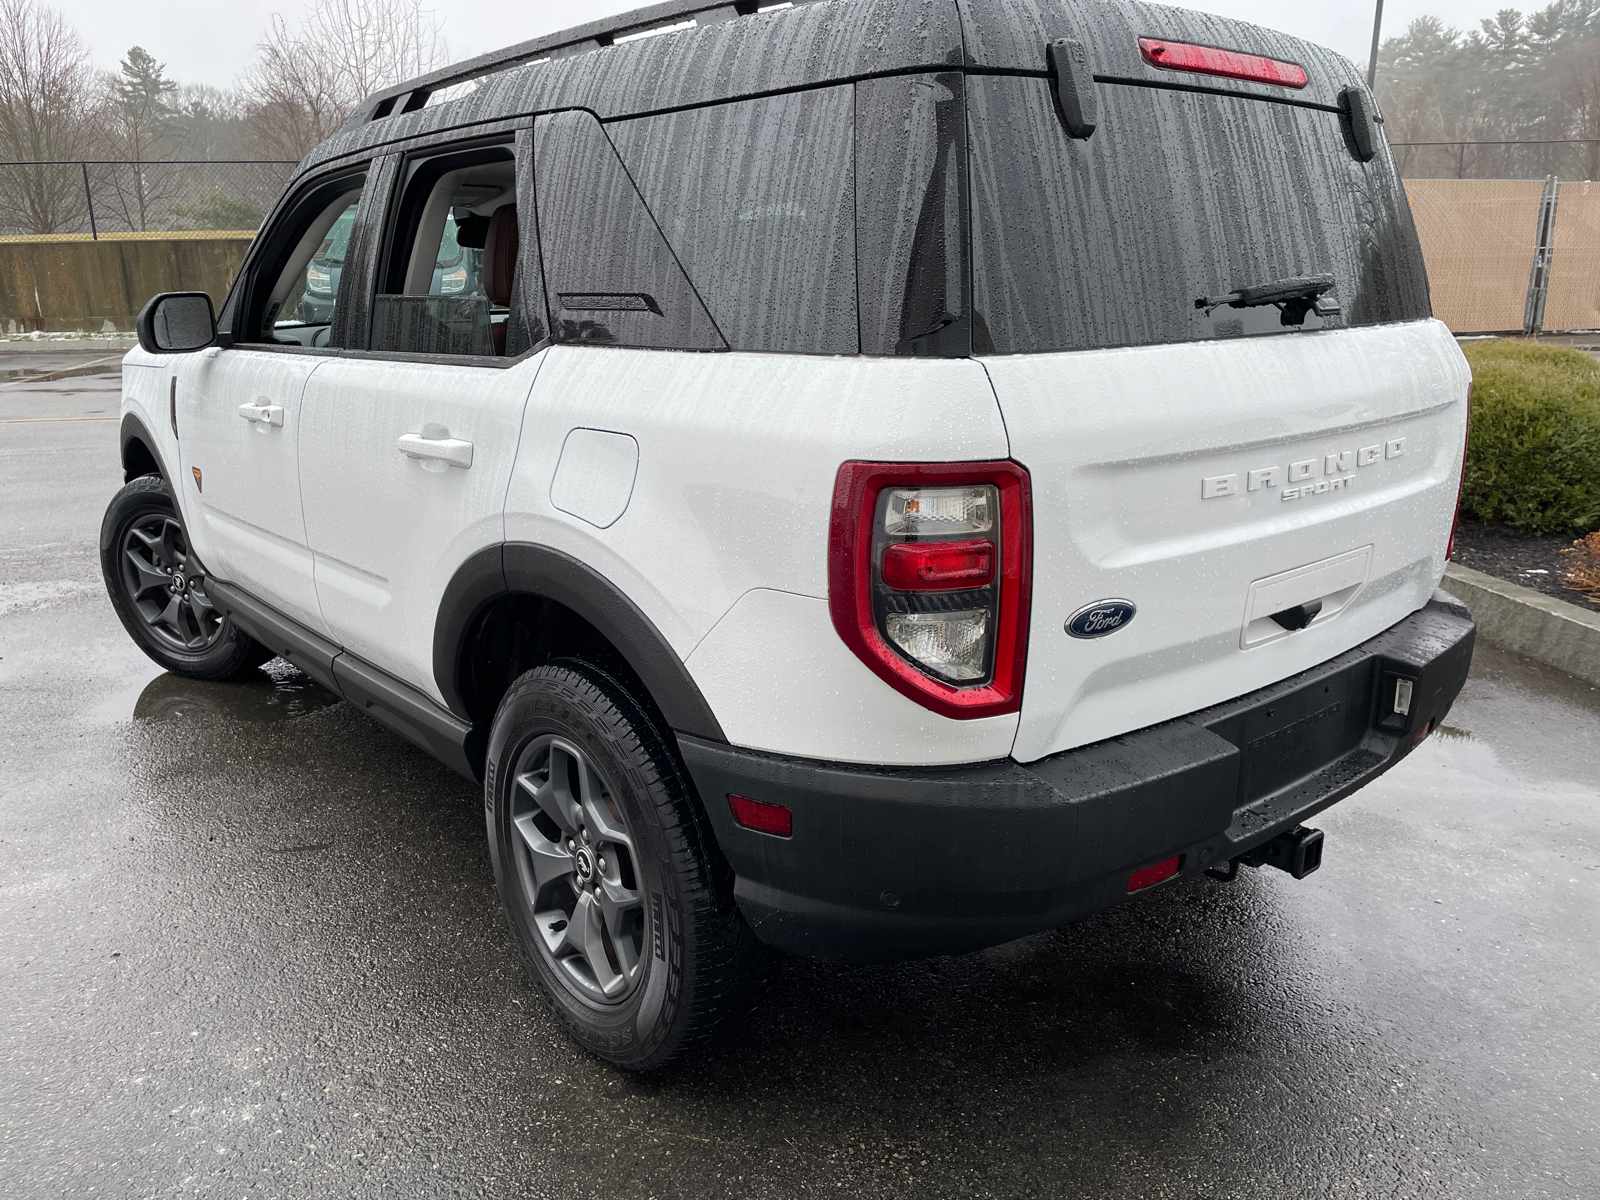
398 426 473 470
238 401 284 427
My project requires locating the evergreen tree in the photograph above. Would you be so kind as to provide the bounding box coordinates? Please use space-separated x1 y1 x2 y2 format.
111 45 177 150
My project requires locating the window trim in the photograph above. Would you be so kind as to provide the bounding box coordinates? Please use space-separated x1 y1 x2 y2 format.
335 342 548 370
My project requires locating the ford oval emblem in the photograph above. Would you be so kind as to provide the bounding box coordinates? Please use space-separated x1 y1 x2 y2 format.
1065 599 1137 639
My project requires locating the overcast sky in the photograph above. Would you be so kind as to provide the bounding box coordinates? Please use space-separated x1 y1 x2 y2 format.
63 0 1514 91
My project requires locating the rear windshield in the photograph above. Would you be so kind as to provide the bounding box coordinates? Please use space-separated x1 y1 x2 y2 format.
967 77 1431 355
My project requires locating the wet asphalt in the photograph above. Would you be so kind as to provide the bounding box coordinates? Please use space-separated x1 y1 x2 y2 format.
2 352 1598 1199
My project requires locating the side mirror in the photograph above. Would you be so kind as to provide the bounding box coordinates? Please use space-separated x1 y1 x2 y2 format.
136 292 217 354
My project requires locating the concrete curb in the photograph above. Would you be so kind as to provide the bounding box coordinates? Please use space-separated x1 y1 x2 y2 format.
0 338 135 353
1443 562 1600 686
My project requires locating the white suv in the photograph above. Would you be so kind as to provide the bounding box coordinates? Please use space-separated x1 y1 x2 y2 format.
102 0 1476 1068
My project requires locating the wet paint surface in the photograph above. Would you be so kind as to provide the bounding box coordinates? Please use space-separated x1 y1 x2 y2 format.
2 363 1599 1197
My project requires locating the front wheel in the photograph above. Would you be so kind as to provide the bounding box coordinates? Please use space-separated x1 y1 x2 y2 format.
486 659 767 1069
99 474 270 680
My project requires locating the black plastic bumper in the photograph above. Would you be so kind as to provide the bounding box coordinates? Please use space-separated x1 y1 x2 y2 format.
679 592 1476 963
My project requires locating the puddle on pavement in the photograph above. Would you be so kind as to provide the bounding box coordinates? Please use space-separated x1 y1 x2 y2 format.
93 659 342 724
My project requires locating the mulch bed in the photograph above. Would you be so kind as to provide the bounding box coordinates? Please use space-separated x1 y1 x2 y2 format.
1450 521 1600 613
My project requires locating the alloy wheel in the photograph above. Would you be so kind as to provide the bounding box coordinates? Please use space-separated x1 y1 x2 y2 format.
511 735 647 1005
119 514 224 652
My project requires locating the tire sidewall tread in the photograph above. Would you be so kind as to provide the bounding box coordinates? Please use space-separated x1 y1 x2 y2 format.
485 658 765 1070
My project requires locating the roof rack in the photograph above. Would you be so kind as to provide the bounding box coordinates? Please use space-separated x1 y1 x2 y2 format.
343 0 816 130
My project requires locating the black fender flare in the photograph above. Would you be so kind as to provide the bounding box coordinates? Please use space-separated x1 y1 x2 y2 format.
433 543 727 743
119 412 169 483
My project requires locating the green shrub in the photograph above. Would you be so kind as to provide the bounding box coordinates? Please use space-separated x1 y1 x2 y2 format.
1460 339 1600 535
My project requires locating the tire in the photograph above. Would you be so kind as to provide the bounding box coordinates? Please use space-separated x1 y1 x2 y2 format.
99 474 271 680
485 659 767 1070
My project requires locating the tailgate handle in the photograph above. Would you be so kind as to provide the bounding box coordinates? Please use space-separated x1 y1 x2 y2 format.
1242 546 1372 649
1046 39 1097 139
1270 599 1323 632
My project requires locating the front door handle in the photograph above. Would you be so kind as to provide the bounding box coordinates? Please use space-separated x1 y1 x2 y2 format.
238 401 284 427
398 425 473 470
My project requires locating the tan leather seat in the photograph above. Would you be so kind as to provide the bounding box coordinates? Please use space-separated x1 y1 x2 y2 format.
483 204 518 355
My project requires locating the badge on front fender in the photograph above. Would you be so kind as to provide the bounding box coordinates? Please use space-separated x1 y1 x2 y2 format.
1065 598 1136 639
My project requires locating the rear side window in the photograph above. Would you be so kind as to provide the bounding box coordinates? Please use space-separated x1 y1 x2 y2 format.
967 77 1431 355
534 110 724 350
607 86 857 355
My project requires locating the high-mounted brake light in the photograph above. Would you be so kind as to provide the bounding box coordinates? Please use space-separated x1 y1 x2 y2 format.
829 461 1032 720
1139 37 1308 90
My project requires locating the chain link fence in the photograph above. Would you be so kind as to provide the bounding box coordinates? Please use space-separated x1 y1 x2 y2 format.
0 160 297 237
1393 140 1600 183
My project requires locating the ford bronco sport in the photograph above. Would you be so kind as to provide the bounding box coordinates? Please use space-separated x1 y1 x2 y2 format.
103 0 1476 1068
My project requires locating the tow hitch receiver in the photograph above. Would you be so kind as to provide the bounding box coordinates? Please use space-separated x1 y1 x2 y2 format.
1208 826 1325 882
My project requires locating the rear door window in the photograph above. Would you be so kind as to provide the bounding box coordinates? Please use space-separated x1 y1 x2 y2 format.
370 143 521 358
966 76 1431 355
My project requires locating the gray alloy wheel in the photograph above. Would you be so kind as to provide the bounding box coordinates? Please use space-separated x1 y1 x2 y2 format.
511 734 647 1005
119 511 225 653
100 474 271 681
486 659 769 1069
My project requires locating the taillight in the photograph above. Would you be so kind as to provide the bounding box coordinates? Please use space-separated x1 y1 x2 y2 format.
829 461 1031 719
1138 37 1308 89
1446 383 1473 561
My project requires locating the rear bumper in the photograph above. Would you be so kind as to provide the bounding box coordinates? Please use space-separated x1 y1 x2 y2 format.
680 591 1475 963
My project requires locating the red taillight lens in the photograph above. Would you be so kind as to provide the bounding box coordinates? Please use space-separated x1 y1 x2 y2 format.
1139 37 1308 89
728 794 792 838
1128 855 1182 893
1446 382 1473 561
881 540 995 591
829 461 1032 720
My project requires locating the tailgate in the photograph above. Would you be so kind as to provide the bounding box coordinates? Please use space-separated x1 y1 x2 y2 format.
961 23 1469 762
991 323 1468 762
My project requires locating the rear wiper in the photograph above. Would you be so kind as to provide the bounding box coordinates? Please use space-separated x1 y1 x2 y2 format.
1195 273 1340 326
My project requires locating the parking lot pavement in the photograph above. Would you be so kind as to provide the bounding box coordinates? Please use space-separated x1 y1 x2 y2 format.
2 364 1597 1200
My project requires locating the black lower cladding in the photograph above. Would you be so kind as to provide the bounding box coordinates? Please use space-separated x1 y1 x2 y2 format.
680 592 1476 963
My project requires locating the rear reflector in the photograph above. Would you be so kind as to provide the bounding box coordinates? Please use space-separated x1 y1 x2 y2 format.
728 793 792 838
1139 38 1308 89
1128 855 1182 892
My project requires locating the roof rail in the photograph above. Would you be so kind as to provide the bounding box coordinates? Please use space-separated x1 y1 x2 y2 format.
342 0 815 131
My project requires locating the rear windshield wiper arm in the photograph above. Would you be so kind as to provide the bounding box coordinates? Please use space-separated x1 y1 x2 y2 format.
1196 273 1340 325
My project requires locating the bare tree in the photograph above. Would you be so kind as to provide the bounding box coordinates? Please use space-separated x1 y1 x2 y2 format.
243 0 448 160
0 0 97 233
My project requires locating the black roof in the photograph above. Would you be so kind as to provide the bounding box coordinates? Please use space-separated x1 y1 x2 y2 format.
298 0 1361 175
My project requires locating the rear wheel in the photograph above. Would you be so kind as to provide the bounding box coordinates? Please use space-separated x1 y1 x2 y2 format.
486 659 766 1069
100 475 270 680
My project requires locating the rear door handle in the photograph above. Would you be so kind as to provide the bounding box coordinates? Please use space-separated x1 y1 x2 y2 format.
398 427 473 470
238 401 284 427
